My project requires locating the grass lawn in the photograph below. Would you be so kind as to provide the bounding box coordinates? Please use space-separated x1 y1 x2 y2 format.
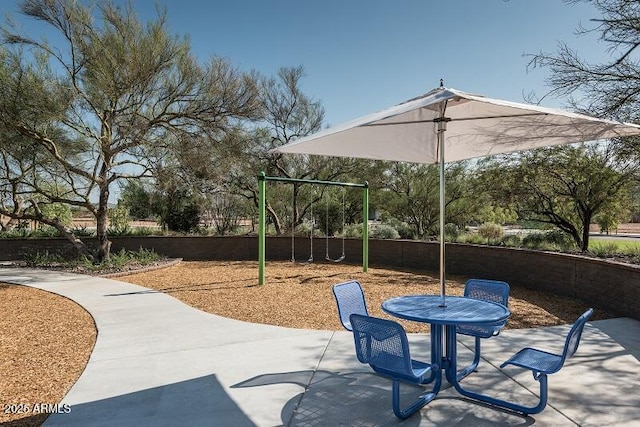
589 238 640 253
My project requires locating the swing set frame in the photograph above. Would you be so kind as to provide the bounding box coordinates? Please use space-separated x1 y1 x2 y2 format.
257 171 369 285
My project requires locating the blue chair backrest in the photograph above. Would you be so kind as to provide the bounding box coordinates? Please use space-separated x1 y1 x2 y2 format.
464 279 510 306
349 314 414 380
333 280 368 331
561 308 594 362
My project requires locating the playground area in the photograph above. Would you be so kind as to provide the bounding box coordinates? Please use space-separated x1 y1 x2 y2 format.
0 260 619 425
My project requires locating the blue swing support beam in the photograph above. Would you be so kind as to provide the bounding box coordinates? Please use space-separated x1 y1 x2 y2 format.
258 171 369 285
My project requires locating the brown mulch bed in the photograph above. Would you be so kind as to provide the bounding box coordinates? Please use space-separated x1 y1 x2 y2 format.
118 260 609 333
0 284 96 427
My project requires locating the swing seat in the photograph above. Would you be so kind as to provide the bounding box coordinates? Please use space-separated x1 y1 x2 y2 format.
326 254 345 263
325 188 347 263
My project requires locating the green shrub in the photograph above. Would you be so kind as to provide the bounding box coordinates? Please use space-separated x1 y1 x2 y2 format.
154 190 201 233
296 219 316 236
458 233 487 245
108 205 131 234
133 247 161 263
40 203 73 227
0 228 31 238
131 226 160 236
590 242 619 258
24 247 162 271
29 227 61 238
382 218 415 239
478 222 504 242
522 230 575 251
370 223 400 239
344 223 363 238
444 223 460 241
71 226 95 237
501 234 522 248
24 250 67 267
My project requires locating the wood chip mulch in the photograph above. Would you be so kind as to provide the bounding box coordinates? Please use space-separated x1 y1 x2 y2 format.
118 260 609 333
0 284 96 427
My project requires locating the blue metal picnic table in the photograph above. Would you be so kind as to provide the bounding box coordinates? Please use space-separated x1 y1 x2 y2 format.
382 295 512 406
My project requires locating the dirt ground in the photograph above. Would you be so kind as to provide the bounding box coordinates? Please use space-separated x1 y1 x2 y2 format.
119 260 607 333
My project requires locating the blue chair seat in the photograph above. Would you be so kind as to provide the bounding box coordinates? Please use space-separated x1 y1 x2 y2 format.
349 314 440 419
332 280 368 331
456 279 510 381
372 358 433 383
457 323 502 339
497 308 594 414
501 348 563 375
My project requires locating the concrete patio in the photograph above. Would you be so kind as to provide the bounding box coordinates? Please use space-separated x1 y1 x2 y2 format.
1 268 638 426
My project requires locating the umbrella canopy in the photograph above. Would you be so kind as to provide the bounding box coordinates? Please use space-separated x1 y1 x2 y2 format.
273 86 640 304
275 87 640 163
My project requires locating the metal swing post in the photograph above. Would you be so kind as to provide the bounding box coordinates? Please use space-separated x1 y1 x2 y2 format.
258 172 266 285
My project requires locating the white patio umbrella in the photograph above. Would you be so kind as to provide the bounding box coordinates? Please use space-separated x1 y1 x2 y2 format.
272 85 640 305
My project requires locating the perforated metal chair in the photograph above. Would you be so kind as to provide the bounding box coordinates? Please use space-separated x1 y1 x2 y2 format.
349 313 439 419
456 279 510 381
498 308 594 414
332 280 368 331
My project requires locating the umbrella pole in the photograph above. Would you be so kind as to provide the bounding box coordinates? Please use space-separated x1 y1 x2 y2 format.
436 112 449 307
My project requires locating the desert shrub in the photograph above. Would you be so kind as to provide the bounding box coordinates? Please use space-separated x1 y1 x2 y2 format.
501 234 522 247
295 218 316 236
590 242 619 258
28 227 61 238
444 223 461 241
40 203 73 227
383 218 415 239
478 222 504 242
522 230 575 251
370 223 400 239
457 233 486 245
162 204 200 233
624 245 640 258
108 205 131 234
106 248 131 268
0 222 33 238
71 226 95 237
107 227 130 236
24 250 67 267
546 230 576 249
522 232 546 248
344 223 363 238
130 227 159 236
0 229 25 238
26 247 163 272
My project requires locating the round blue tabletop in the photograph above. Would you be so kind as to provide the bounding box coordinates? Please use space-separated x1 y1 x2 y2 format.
382 295 510 326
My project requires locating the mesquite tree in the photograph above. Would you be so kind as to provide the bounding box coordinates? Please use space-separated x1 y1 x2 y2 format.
0 0 259 261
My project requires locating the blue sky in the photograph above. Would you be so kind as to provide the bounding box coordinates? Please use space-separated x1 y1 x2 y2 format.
1 0 608 127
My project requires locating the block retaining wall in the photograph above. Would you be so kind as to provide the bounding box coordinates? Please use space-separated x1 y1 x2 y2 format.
1 236 636 320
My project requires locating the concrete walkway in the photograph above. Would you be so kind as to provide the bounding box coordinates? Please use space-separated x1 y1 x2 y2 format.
2 268 639 426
